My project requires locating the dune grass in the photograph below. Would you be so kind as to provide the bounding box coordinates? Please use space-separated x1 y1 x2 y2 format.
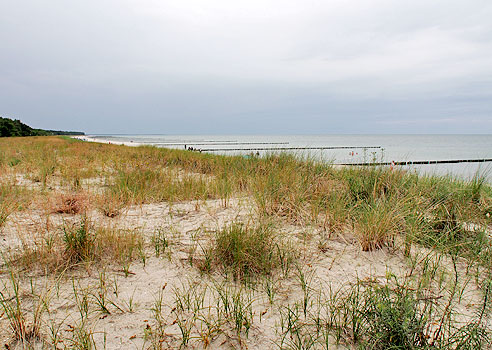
1 136 491 260
201 222 296 281
7 218 144 275
0 136 491 348
1 136 490 264
277 270 491 350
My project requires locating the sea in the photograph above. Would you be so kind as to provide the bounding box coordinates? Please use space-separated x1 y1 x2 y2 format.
89 134 492 182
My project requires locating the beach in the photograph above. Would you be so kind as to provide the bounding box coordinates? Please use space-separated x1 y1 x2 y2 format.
0 136 491 349
86 134 492 182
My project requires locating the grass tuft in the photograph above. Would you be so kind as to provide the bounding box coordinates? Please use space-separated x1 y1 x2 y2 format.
203 222 296 281
354 198 403 251
63 219 95 263
0 269 44 346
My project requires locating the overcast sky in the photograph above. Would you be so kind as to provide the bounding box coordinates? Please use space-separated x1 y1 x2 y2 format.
1 0 492 134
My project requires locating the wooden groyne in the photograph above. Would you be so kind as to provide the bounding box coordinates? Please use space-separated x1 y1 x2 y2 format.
199 146 382 152
157 142 289 146
340 158 492 166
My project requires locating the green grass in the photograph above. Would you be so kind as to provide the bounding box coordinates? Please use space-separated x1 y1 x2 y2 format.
8 218 144 274
202 222 296 281
1 136 492 348
0 182 31 227
277 267 491 350
63 219 95 263
109 167 217 204
0 269 44 346
354 197 404 251
1 136 491 266
169 279 255 348
327 275 491 349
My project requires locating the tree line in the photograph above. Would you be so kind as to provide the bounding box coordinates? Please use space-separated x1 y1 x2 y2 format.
0 117 84 137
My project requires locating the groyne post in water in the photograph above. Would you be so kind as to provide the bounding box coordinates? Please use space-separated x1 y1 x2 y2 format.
340 158 492 166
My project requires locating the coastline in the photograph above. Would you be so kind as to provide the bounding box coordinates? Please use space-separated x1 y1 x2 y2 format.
72 134 492 182
71 135 142 147
0 136 490 348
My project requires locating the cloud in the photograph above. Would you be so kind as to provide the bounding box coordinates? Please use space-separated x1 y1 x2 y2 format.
0 0 491 133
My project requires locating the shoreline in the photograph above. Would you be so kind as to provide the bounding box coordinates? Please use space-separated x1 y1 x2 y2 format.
73 134 492 183
71 135 143 147
1 136 490 349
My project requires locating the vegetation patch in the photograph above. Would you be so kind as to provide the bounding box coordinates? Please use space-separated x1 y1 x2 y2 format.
202 222 296 281
0 271 44 347
0 182 31 227
7 219 144 274
0 117 84 137
109 167 218 204
354 197 404 251
1 136 492 349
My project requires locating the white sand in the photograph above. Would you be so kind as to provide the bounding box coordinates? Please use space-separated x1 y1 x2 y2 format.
1 192 486 349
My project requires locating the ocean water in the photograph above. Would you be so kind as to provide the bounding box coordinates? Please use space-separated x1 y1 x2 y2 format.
90 134 492 182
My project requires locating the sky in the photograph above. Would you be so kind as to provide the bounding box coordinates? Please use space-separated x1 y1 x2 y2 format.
1 0 492 134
